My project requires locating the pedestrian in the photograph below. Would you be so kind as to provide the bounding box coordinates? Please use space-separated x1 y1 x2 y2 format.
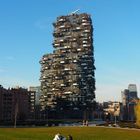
86 120 89 126
83 120 86 126
67 135 73 140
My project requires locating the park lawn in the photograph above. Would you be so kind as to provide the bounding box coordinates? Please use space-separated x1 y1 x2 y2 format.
0 127 140 140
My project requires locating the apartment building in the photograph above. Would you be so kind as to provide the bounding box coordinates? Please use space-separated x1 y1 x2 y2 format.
29 86 41 105
0 85 13 122
40 13 96 118
0 85 35 123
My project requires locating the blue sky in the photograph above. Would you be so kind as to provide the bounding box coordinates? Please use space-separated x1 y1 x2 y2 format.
0 0 140 102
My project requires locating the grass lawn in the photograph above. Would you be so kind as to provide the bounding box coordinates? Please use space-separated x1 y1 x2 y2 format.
0 127 140 140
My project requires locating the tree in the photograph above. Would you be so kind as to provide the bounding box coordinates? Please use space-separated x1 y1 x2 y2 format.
135 100 140 128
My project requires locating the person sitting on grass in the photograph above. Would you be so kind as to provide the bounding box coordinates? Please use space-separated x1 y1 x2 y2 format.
67 135 73 140
53 133 66 140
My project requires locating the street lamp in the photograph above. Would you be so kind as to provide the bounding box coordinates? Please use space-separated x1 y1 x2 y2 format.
114 104 118 126
14 101 18 128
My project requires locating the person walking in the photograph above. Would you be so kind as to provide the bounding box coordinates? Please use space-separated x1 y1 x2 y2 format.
86 120 89 126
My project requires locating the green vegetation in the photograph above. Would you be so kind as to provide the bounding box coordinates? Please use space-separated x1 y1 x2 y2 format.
0 127 140 140
135 100 140 128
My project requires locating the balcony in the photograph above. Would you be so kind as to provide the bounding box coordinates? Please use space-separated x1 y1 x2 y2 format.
61 50 67 53
83 30 90 33
73 83 78 86
64 67 71 71
82 19 88 22
40 60 45 64
53 43 60 47
52 88 59 91
81 63 87 66
75 27 81 30
82 23 90 26
58 18 66 22
60 84 66 87
77 48 82 52
62 95 67 99
59 39 64 42
64 91 72 94
83 40 88 43
73 60 77 63
64 45 71 49
68 79 72 82
72 38 77 41
59 25 65 29
83 44 90 47
60 60 65 64
44 66 49 70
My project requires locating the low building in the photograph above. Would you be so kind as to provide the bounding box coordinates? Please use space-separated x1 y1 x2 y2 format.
0 85 13 122
0 85 34 124
103 101 121 122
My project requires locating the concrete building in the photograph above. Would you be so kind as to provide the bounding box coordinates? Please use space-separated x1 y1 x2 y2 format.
11 87 30 121
40 13 96 119
0 85 35 124
0 85 13 122
29 86 41 105
103 101 121 122
128 84 138 99
121 84 139 121
29 86 41 120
